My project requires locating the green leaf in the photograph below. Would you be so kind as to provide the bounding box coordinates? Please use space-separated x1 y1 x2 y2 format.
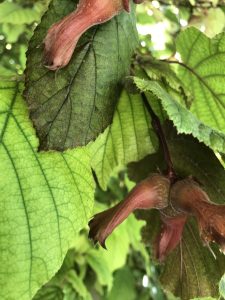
66 270 92 299
34 285 63 300
86 249 113 290
133 77 225 153
0 2 40 24
89 90 157 189
25 0 138 151
175 27 225 133
2 23 25 43
106 267 136 300
98 209 146 273
128 127 225 299
0 81 94 300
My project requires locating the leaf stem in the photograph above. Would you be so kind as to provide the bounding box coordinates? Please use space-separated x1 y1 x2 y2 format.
141 93 176 181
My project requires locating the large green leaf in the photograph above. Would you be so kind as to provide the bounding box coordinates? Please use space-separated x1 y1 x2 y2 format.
133 77 225 153
89 89 157 189
175 27 225 133
25 0 138 151
0 81 94 300
128 127 225 299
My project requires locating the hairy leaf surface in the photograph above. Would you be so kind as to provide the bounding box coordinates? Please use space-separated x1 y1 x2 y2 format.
25 0 138 150
0 81 94 300
89 90 157 189
134 77 225 153
175 27 225 133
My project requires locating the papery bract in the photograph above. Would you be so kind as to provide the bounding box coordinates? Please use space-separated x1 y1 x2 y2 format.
171 178 225 253
89 174 170 248
43 0 131 70
155 214 187 261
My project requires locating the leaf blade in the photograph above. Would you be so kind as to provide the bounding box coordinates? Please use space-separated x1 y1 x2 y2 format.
25 0 138 150
0 81 94 300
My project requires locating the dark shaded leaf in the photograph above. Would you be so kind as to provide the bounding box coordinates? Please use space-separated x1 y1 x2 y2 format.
25 0 138 150
128 126 225 299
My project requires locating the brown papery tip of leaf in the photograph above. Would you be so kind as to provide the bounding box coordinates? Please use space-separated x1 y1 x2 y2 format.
88 204 121 248
123 0 130 12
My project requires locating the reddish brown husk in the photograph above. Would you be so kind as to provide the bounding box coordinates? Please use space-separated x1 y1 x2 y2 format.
155 214 187 261
88 174 170 248
171 179 225 253
43 0 131 70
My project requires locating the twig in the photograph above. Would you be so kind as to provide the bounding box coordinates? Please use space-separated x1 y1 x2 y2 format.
141 92 176 180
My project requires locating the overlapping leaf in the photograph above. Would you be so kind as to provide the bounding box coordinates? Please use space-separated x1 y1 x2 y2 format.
134 77 225 153
0 81 94 300
175 27 225 133
25 0 138 150
89 90 157 189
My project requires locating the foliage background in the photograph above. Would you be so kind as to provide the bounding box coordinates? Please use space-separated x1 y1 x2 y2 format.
0 0 225 299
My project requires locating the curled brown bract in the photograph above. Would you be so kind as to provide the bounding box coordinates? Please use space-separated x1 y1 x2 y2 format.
43 0 143 70
88 174 170 248
171 179 225 253
155 214 187 261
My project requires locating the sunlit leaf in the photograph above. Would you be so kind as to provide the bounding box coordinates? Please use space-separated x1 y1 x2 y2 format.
133 77 225 153
89 89 157 189
0 81 94 300
175 27 225 133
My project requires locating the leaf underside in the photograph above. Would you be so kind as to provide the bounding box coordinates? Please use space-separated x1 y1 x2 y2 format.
24 0 138 151
89 89 157 189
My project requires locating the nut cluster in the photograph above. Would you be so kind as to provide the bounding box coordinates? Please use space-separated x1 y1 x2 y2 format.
89 174 225 261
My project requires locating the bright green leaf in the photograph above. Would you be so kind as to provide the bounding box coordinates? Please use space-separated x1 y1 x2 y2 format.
0 2 40 24
106 267 136 300
25 0 138 150
86 249 113 291
0 81 94 300
66 270 92 299
175 27 225 133
33 285 63 300
89 90 157 189
2 23 25 43
133 77 225 153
